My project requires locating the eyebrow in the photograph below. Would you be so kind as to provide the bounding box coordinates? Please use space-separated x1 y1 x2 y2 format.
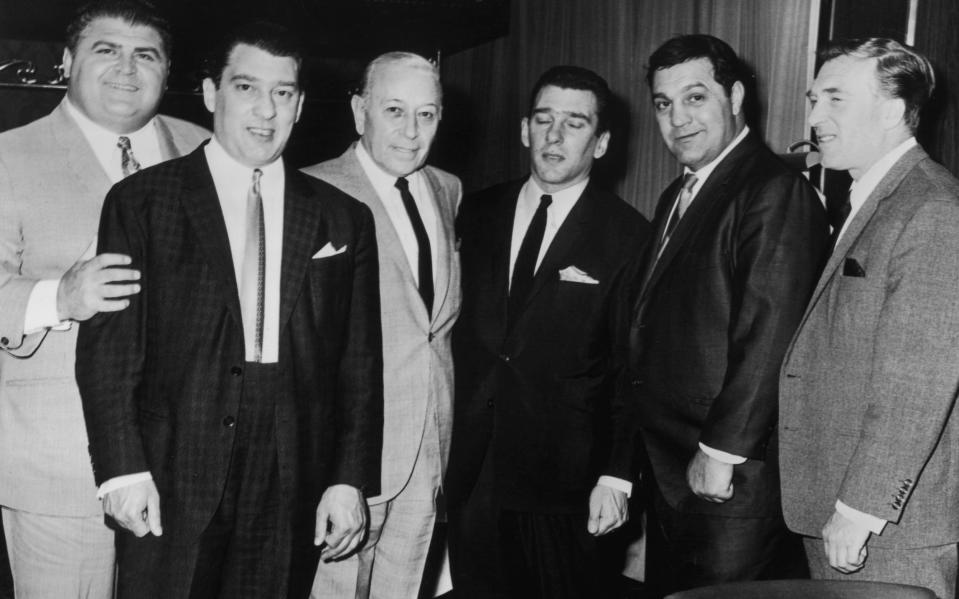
229 74 298 88
531 107 592 121
806 86 841 98
652 81 708 100
91 40 162 58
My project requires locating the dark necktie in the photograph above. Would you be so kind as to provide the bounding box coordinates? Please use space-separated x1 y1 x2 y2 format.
117 136 141 178
509 194 552 328
240 169 265 362
829 187 853 251
395 177 433 316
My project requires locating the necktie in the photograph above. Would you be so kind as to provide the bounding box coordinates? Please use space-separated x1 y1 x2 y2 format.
657 173 698 258
240 169 265 362
117 136 141 178
829 187 853 251
509 194 552 328
395 177 433 316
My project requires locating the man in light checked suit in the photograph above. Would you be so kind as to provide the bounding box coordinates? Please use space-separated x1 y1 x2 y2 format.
305 51 461 598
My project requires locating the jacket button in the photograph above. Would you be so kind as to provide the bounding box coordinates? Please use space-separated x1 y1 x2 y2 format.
500 354 510 362
231 366 242 377
0 337 7 346
222 416 236 428
428 332 434 342
487 399 494 408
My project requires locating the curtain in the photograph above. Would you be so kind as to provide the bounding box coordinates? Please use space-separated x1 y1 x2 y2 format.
439 0 815 218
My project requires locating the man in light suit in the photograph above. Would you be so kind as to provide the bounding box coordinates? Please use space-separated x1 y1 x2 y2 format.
0 1 208 596
75 22 383 599
780 38 959 599
446 65 651 598
628 34 827 596
306 51 461 599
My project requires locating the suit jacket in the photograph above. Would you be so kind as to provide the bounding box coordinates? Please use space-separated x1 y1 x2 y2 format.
628 132 828 518
780 145 959 548
302 146 461 504
75 144 383 542
446 179 651 514
0 99 208 516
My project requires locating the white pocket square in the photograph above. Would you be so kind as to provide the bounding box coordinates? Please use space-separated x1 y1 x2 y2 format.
558 266 599 285
312 242 346 259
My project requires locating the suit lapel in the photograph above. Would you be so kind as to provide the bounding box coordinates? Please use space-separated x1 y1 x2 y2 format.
279 167 324 330
422 166 454 326
155 116 180 160
178 145 243 326
51 102 111 211
801 146 927 320
491 182 523 338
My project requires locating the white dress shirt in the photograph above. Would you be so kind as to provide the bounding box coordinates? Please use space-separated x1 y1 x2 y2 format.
509 177 631 497
354 143 437 286
99 136 286 497
23 99 164 334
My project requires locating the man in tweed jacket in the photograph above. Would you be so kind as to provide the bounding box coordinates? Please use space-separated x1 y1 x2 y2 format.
780 38 959 599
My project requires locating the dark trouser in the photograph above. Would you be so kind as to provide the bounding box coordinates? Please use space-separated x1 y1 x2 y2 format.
117 362 302 599
448 450 613 599
645 484 808 598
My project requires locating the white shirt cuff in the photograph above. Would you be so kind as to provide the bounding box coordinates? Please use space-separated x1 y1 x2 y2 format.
597 475 632 498
97 472 153 499
699 442 747 465
835 500 887 535
24 278 71 333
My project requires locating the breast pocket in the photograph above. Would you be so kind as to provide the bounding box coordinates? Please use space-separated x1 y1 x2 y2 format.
308 253 351 321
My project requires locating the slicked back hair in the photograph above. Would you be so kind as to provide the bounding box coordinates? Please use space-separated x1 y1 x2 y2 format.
66 0 172 57
527 65 612 134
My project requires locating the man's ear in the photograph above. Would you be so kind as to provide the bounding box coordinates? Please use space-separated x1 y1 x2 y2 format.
520 117 531 148
350 95 366 136
730 80 745 116
880 97 907 130
61 48 73 79
202 78 216 114
593 130 611 159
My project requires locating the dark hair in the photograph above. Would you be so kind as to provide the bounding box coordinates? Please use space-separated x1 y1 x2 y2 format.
204 21 304 87
66 0 172 57
527 65 612 134
820 38 935 133
645 34 750 98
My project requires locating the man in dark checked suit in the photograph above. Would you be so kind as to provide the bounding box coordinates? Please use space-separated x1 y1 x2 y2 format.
446 65 651 598
76 22 383 599
627 34 828 596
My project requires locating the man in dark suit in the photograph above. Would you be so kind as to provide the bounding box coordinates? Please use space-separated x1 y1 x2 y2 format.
627 34 828 596
0 2 208 596
446 65 651 598
75 22 383 599
780 38 959 599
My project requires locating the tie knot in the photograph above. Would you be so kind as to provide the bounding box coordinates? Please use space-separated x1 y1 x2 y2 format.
539 194 553 209
395 177 410 193
117 136 132 151
251 168 262 190
681 173 698 193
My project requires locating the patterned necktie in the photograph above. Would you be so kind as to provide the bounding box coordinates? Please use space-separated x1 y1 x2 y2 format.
658 173 698 257
395 177 434 317
509 193 552 329
240 169 265 362
829 187 853 251
117 136 141 178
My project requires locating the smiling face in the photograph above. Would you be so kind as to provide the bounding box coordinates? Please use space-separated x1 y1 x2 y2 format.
62 16 168 134
521 85 609 193
651 57 744 171
202 43 303 168
807 55 904 180
351 61 441 177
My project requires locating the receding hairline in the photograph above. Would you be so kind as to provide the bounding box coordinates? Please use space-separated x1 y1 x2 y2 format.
359 51 442 101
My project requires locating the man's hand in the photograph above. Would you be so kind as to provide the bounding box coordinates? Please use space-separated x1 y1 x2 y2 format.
587 484 628 536
57 239 140 322
686 448 734 503
103 479 162 538
314 484 367 562
822 509 870 573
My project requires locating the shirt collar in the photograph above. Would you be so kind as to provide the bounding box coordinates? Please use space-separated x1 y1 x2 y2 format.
849 137 917 207
354 141 424 198
205 134 285 184
683 125 750 190
65 97 157 148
